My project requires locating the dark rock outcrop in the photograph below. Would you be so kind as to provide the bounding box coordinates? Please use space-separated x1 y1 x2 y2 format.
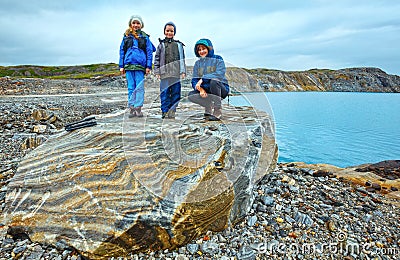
356 160 400 180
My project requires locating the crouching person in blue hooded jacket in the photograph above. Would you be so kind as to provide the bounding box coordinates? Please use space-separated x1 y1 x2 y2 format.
188 38 230 121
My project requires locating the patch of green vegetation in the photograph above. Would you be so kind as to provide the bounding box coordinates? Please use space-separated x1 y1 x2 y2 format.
0 63 119 79
48 71 119 79
42 66 66 74
307 68 335 73
246 68 281 74
0 67 16 77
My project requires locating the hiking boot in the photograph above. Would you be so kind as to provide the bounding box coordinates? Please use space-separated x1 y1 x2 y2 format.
128 107 136 118
167 110 176 119
204 106 212 119
136 107 143 117
161 112 168 119
208 115 221 121
213 107 222 119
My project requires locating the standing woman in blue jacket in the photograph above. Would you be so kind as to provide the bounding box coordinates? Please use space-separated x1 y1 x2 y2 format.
119 15 155 118
188 38 229 121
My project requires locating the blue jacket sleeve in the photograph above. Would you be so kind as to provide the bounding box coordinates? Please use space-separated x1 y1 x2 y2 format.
119 38 125 68
145 37 155 69
154 43 162 74
191 62 200 90
178 42 186 75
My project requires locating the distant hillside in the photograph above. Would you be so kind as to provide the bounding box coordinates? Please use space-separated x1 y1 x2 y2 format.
245 67 400 92
0 63 119 79
1 63 399 92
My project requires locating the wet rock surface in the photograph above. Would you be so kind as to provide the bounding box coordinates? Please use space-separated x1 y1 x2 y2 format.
1 78 399 259
356 160 400 180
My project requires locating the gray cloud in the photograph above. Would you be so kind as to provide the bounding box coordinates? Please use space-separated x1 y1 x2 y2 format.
0 0 399 75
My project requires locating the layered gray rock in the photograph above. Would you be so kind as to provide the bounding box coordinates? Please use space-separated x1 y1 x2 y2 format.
2 101 277 259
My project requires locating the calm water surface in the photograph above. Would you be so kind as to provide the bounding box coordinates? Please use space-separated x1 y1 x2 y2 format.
229 92 400 167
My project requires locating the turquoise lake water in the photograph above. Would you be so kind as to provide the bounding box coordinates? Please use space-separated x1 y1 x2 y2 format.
229 92 400 167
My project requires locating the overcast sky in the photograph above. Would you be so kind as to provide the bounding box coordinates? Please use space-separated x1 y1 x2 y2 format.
1 0 399 75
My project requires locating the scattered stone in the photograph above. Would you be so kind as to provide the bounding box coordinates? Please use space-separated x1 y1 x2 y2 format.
326 220 336 231
185 244 199 255
371 183 382 190
313 170 331 177
261 196 274 206
247 215 257 227
200 241 219 255
237 245 256 260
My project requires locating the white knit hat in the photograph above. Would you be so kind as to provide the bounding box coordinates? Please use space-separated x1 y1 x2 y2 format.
129 15 144 28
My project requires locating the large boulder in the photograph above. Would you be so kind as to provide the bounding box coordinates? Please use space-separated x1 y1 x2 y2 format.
3 101 277 259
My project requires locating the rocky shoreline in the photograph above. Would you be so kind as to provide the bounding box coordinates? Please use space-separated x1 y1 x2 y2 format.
1 78 399 259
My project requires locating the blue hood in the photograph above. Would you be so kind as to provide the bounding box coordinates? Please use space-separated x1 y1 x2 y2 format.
194 38 214 57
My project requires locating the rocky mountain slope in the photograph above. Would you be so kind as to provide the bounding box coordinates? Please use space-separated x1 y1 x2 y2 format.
248 67 400 92
1 64 399 93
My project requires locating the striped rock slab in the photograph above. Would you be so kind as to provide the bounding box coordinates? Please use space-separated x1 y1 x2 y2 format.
3 101 277 259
